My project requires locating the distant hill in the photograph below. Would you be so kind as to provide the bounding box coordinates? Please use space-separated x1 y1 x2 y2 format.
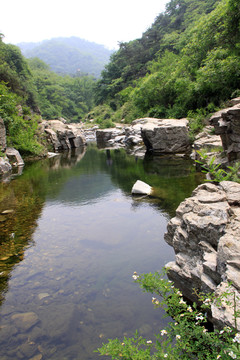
18 37 114 78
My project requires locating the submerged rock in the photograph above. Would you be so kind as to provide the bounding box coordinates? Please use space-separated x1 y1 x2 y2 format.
11 312 39 331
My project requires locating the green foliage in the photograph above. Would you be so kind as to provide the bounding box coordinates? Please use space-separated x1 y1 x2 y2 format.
97 270 240 359
95 0 240 132
0 82 44 155
196 150 240 183
0 41 39 111
28 58 96 121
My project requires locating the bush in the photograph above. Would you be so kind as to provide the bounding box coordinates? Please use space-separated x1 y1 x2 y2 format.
97 270 240 360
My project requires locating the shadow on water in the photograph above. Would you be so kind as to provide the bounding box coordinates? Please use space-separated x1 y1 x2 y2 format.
0 143 203 359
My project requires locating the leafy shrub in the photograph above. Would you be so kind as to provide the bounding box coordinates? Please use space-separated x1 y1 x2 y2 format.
0 82 44 155
97 270 240 360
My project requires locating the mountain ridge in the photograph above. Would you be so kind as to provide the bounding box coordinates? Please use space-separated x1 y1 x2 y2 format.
18 36 114 78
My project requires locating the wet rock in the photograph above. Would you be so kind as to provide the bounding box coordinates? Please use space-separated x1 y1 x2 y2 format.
38 293 50 300
11 312 39 332
38 303 76 340
30 354 43 360
0 325 18 343
18 341 38 358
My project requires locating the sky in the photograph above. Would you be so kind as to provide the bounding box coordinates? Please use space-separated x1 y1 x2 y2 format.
1 0 169 49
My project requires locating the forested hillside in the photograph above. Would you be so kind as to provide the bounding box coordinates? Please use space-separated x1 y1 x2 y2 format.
0 0 240 155
93 0 240 131
0 35 96 155
18 37 113 78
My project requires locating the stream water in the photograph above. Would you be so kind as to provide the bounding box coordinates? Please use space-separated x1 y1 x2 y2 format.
0 143 203 360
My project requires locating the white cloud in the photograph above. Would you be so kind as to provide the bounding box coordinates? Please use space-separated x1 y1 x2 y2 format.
1 0 168 49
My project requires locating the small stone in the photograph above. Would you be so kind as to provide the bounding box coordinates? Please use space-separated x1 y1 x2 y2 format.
38 293 50 300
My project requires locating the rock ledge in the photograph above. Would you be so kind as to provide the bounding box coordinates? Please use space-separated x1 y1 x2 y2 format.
164 181 240 329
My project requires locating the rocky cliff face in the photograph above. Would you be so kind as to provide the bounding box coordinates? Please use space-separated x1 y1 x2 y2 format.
43 120 86 152
210 98 240 161
164 181 240 329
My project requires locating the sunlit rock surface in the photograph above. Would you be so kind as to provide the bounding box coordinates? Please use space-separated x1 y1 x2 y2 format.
44 120 86 152
131 180 153 195
140 118 190 154
165 181 240 329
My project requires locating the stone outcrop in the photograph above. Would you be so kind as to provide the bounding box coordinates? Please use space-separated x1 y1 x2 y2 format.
5 148 24 167
193 126 222 154
44 120 86 152
140 118 190 154
0 118 7 151
96 124 143 149
0 156 12 177
164 181 240 329
210 99 240 161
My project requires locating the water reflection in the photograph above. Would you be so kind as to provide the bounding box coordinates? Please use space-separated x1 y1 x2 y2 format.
0 143 202 359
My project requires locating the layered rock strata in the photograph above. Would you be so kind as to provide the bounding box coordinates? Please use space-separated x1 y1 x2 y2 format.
210 99 240 161
164 181 240 329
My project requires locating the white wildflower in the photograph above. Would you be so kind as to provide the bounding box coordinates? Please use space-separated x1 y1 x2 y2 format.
233 333 240 344
177 290 182 296
179 298 186 304
217 355 221 359
203 298 211 305
161 329 167 336
152 297 159 305
196 313 204 321
176 335 181 340
132 272 139 280
146 340 152 344
187 306 193 312
164 354 168 358
228 351 236 359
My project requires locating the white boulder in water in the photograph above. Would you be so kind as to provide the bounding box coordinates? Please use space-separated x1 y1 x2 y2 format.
131 180 153 195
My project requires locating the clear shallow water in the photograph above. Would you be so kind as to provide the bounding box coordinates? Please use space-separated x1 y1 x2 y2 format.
0 144 203 359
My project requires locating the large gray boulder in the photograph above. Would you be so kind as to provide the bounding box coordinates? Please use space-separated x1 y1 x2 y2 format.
210 101 240 161
165 181 240 329
140 118 190 154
